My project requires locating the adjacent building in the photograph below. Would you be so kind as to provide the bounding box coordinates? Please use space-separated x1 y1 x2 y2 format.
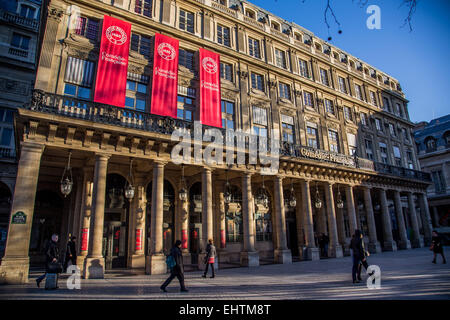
0 0 434 284
414 115 450 229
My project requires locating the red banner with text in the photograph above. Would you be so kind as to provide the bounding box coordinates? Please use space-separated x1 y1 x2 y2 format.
199 48 222 128
94 15 131 107
150 33 179 118
135 229 142 252
81 228 89 252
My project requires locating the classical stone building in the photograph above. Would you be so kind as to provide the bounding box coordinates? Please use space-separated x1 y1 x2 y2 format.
0 0 434 284
414 115 450 228
0 0 42 259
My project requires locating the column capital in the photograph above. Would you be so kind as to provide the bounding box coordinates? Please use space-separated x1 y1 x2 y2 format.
94 152 111 161
153 159 167 167
21 141 45 153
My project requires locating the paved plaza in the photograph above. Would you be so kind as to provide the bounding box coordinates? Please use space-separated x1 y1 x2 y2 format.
0 247 449 300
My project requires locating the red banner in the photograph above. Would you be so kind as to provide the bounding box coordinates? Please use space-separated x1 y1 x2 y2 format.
81 228 89 252
135 229 142 251
199 48 222 128
182 229 188 249
94 15 131 107
150 33 179 117
220 229 226 248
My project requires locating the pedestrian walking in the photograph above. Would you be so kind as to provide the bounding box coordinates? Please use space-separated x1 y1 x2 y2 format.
160 240 189 292
36 234 62 289
64 236 77 272
356 232 374 281
431 230 447 264
202 239 216 278
350 229 366 284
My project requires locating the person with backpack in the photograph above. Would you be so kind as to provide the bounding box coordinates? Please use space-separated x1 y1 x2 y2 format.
202 239 216 278
160 240 189 292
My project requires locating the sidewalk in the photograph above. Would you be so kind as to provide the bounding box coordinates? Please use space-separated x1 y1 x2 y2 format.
0 247 449 300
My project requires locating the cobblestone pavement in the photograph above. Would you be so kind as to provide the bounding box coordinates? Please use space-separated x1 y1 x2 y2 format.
0 247 449 300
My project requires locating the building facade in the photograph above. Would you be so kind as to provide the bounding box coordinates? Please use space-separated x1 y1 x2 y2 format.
0 0 42 258
0 0 434 284
414 115 450 228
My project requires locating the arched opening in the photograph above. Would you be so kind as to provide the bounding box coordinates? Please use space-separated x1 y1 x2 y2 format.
189 182 202 264
104 173 129 269
29 189 64 267
225 185 242 244
0 182 12 259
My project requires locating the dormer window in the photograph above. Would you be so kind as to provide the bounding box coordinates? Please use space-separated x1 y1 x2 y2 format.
425 137 437 152
294 33 302 41
245 9 256 19
271 21 280 31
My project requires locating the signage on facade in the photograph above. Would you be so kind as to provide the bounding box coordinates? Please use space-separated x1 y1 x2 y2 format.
94 15 131 107
81 228 89 251
150 33 179 118
199 48 222 128
11 211 27 224
299 147 356 167
135 228 142 251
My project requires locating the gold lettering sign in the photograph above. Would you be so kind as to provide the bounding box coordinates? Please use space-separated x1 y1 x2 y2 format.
299 147 355 167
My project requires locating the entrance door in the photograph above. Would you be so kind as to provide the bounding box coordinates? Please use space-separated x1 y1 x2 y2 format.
286 219 299 257
189 225 200 265
103 220 127 269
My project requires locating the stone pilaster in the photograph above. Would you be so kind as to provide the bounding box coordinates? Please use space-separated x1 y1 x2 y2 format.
300 180 319 260
379 189 397 251
363 187 381 253
324 183 343 258
345 185 358 236
393 190 411 249
0 142 44 284
273 176 292 264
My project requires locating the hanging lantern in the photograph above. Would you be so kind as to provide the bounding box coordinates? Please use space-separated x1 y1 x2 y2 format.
289 184 296 208
60 151 73 198
314 183 322 209
224 170 232 204
179 164 188 201
336 185 344 209
257 176 269 208
124 159 135 200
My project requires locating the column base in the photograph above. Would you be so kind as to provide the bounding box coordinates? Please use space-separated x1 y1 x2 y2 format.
129 254 145 269
83 256 105 279
0 257 29 284
368 241 382 254
398 239 412 250
301 247 320 261
411 238 424 248
240 251 259 267
274 249 292 264
76 255 87 274
328 244 344 258
145 254 167 275
383 241 398 252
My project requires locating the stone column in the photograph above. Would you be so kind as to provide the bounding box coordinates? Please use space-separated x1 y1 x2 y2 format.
179 183 190 264
240 173 259 266
345 185 358 236
84 153 110 279
145 161 167 274
300 180 319 260
198 167 214 269
324 183 343 258
218 189 226 250
295 187 305 257
407 192 423 248
273 176 292 264
363 187 381 253
379 188 397 251
76 167 93 273
130 182 146 268
0 142 44 284
418 193 433 246
393 190 411 249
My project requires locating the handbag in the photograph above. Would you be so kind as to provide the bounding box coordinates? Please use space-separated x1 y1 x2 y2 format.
429 244 434 251
47 261 63 274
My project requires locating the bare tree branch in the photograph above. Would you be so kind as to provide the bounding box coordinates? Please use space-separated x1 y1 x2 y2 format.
399 0 417 32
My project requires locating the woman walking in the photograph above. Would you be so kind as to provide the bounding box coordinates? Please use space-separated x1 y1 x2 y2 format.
202 239 216 278
431 230 446 264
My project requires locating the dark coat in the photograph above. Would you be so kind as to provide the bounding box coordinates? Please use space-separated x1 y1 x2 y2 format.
432 235 444 254
66 240 77 258
205 244 216 261
45 240 60 272
170 246 184 275
350 236 365 259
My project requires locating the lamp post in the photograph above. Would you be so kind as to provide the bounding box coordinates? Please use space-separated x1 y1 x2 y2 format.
124 159 135 201
179 164 187 201
60 151 73 198
314 182 322 209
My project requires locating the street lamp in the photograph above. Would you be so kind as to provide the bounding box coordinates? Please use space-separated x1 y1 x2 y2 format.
314 182 322 209
336 185 344 209
124 159 135 200
179 164 187 201
60 151 73 198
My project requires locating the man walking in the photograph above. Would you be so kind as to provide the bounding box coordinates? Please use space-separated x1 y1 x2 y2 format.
350 229 365 284
64 236 77 272
160 240 189 292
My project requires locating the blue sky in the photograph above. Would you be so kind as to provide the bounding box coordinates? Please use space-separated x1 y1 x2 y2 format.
249 0 450 123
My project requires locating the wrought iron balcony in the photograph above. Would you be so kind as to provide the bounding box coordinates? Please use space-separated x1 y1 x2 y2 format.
0 147 16 160
0 9 39 32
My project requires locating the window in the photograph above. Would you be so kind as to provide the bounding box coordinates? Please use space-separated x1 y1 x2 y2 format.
338 76 347 93
426 137 436 152
0 108 15 154
303 91 314 107
281 114 295 144
306 125 319 149
135 0 153 17
324 99 334 115
393 146 401 166
217 24 231 47
375 118 382 132
347 133 357 156
248 37 261 59
74 17 99 41
395 103 404 118
125 74 149 111
220 62 233 82
221 100 234 130
355 84 363 100
379 142 388 164
383 97 391 112
365 139 374 160
274 49 287 69
11 33 30 50
255 210 272 241
328 129 339 153
278 82 291 100
298 59 309 78
370 91 378 106
245 9 256 19
320 68 329 86
252 106 268 137
130 33 151 57
226 209 243 243
179 49 195 71
406 150 414 169
19 4 36 19
63 56 95 102
360 112 367 126
402 128 410 142
344 106 352 121
251 73 264 91
177 88 196 121
431 171 446 194
179 9 195 33
271 21 280 31
389 123 396 136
